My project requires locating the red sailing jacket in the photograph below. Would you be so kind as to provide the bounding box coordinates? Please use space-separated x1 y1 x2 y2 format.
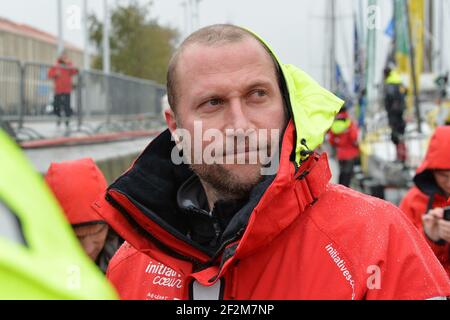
45 158 107 226
328 115 360 161
47 61 78 94
95 121 450 300
400 126 450 277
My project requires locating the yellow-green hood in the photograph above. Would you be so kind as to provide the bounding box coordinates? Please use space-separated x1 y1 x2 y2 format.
248 29 344 164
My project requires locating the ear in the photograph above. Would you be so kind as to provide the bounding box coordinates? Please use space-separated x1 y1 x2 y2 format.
165 109 178 139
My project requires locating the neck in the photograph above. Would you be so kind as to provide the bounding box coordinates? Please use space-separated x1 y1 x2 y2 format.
199 179 241 211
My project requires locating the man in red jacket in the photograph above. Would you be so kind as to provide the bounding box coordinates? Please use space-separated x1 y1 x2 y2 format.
328 106 360 187
400 126 450 277
47 52 78 127
96 25 450 300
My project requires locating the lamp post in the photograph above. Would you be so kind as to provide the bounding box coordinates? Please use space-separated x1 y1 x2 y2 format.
57 0 64 55
103 0 110 74
83 0 90 70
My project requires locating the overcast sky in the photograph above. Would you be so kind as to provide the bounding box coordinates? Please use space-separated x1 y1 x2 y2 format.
1 0 448 87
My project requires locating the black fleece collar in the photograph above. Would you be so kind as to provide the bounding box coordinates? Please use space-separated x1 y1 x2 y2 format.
177 174 210 213
177 174 248 251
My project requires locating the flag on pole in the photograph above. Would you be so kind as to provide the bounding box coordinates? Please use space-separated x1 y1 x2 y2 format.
394 0 424 78
394 0 424 112
384 18 395 38
394 0 410 73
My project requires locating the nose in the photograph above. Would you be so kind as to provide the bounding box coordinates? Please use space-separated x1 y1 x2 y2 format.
82 239 98 259
226 98 251 131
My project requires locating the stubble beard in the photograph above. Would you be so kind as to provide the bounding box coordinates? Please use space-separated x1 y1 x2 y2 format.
175 119 279 203
189 162 263 202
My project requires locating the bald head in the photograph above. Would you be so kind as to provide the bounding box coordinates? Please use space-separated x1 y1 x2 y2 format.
166 24 280 111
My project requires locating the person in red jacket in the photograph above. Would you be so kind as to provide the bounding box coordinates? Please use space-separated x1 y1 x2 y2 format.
328 106 360 187
95 25 449 300
400 126 450 277
45 158 121 273
47 51 79 127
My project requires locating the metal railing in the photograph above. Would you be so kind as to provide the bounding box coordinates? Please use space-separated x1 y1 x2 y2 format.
0 57 166 139
0 58 21 119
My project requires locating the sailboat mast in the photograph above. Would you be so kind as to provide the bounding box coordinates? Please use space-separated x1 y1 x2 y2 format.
404 0 422 133
438 0 444 72
425 0 433 72
358 0 365 45
330 0 337 93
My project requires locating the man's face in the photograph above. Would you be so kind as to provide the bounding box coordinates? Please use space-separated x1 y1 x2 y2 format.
166 37 286 199
433 170 450 196
74 223 109 261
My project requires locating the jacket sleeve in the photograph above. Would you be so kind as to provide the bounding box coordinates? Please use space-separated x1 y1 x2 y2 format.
399 191 423 230
47 66 57 79
349 123 359 145
70 67 79 76
64 62 78 76
399 189 450 268
328 131 336 147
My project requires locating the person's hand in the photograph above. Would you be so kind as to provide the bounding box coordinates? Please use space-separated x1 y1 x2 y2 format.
437 217 450 243
422 208 450 243
422 208 444 242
